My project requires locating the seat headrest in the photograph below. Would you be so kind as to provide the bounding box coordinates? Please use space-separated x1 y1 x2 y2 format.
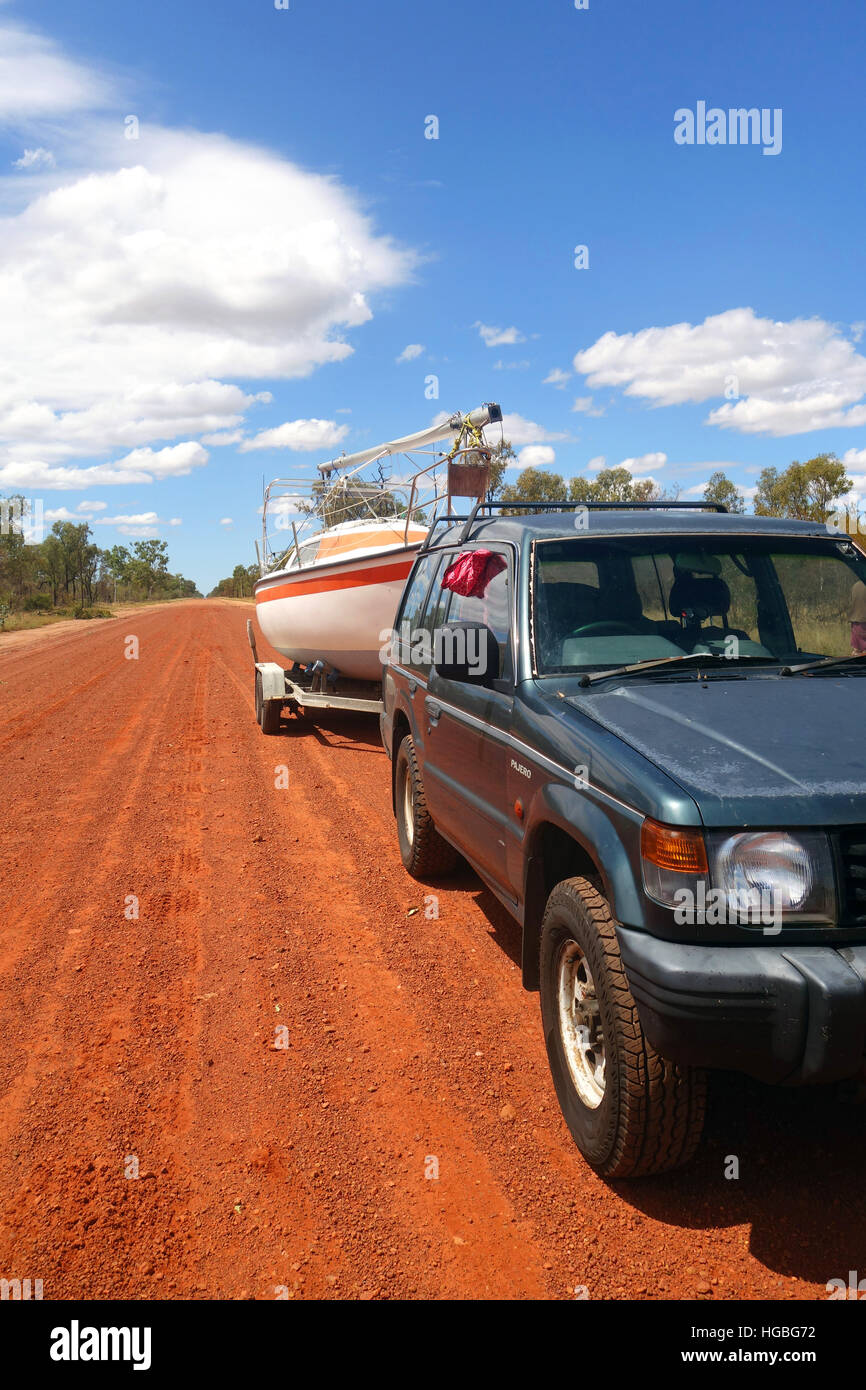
669 573 731 622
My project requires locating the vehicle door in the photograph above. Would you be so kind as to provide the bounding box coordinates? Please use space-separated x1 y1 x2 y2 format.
423 546 516 894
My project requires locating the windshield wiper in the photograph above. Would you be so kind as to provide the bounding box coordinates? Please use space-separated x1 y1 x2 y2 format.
576 651 778 688
780 652 866 676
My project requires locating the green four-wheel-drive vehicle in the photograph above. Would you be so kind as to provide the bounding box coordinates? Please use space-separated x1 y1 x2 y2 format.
381 501 866 1176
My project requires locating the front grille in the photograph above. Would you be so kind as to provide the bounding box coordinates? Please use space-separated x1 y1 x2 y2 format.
838 829 866 926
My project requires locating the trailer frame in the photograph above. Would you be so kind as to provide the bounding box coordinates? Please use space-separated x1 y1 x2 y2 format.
247 619 384 732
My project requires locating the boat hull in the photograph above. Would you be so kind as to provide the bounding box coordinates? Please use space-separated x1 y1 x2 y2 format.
254 542 423 681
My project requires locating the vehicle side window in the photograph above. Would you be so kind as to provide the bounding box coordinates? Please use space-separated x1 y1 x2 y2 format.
422 554 456 635
443 550 513 681
408 553 456 674
393 552 439 666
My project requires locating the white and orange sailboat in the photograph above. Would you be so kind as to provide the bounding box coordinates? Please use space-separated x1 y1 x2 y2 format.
254 403 502 682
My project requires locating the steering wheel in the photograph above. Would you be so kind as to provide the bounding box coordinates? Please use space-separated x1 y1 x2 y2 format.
566 621 639 638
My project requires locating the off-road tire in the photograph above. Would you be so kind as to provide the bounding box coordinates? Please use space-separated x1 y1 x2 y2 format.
540 876 706 1177
395 734 458 879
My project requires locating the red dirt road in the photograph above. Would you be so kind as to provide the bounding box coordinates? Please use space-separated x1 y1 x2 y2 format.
0 600 863 1300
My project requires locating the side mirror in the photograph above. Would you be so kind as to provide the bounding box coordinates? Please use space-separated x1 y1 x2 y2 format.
431 622 500 685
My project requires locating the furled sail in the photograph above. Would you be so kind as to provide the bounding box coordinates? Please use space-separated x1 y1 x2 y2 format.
316 403 502 477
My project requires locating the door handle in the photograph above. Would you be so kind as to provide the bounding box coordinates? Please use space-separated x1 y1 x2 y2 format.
424 697 442 724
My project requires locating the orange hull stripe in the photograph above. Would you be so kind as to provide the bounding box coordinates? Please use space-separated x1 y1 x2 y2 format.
256 559 414 603
317 526 425 560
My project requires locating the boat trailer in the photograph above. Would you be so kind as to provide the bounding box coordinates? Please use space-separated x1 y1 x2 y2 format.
247 619 384 734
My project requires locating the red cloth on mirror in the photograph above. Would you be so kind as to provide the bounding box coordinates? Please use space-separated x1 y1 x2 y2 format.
442 549 506 598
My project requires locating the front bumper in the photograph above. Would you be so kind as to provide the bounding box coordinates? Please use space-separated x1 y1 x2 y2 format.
617 927 866 1085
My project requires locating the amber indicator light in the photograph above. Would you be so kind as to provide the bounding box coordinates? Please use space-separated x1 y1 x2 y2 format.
641 818 707 874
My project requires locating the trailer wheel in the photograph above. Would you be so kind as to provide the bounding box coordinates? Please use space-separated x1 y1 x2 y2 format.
255 671 282 735
395 734 458 878
540 877 706 1177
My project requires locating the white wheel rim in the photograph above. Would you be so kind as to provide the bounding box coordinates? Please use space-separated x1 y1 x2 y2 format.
402 764 415 847
557 940 606 1108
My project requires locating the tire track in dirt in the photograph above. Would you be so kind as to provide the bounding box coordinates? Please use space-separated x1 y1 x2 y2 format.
0 627 193 1100
205 643 550 1297
0 617 192 1035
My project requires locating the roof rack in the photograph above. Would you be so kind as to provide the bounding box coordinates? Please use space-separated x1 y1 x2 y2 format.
416 498 728 548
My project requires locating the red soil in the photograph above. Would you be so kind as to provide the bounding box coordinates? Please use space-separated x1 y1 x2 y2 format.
0 601 861 1299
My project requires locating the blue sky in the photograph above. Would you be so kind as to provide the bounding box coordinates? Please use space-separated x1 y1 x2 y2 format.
1 0 865 591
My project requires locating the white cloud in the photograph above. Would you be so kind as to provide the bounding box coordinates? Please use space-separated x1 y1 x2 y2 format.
572 395 605 417
493 359 530 371
169 517 181 526
842 448 866 469
483 412 567 446
76 499 107 513
0 382 268 463
475 321 525 347
544 368 570 388
517 445 556 469
619 451 667 475
96 511 160 526
200 429 245 446
219 518 234 528
42 505 172 536
13 147 55 170
0 440 208 490
574 308 866 437
0 27 415 480
585 451 665 477
258 494 308 519
396 343 424 363
239 418 350 453
0 21 112 120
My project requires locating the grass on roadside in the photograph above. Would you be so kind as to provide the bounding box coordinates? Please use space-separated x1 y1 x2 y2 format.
0 605 116 635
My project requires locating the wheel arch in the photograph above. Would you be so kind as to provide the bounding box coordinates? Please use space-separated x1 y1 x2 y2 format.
522 821 606 990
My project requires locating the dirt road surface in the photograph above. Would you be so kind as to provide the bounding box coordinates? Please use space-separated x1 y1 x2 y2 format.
0 601 862 1300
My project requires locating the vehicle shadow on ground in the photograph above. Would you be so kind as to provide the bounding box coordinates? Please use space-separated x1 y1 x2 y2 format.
618 1073 866 1288
469 876 866 1287
466 878 524 971
279 710 386 753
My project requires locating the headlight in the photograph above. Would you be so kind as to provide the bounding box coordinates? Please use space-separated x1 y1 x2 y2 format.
641 821 837 927
706 831 836 924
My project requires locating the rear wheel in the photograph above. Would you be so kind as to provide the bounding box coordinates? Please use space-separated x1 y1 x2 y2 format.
395 734 458 878
540 877 706 1177
255 671 282 735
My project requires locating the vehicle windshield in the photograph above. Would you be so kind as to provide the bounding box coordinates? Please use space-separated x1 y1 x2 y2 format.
532 534 866 675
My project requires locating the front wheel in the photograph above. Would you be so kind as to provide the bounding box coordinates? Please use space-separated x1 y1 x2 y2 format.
395 734 458 879
540 877 706 1177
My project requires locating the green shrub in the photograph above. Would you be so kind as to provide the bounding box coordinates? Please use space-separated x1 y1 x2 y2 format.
73 606 114 620
23 594 53 612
